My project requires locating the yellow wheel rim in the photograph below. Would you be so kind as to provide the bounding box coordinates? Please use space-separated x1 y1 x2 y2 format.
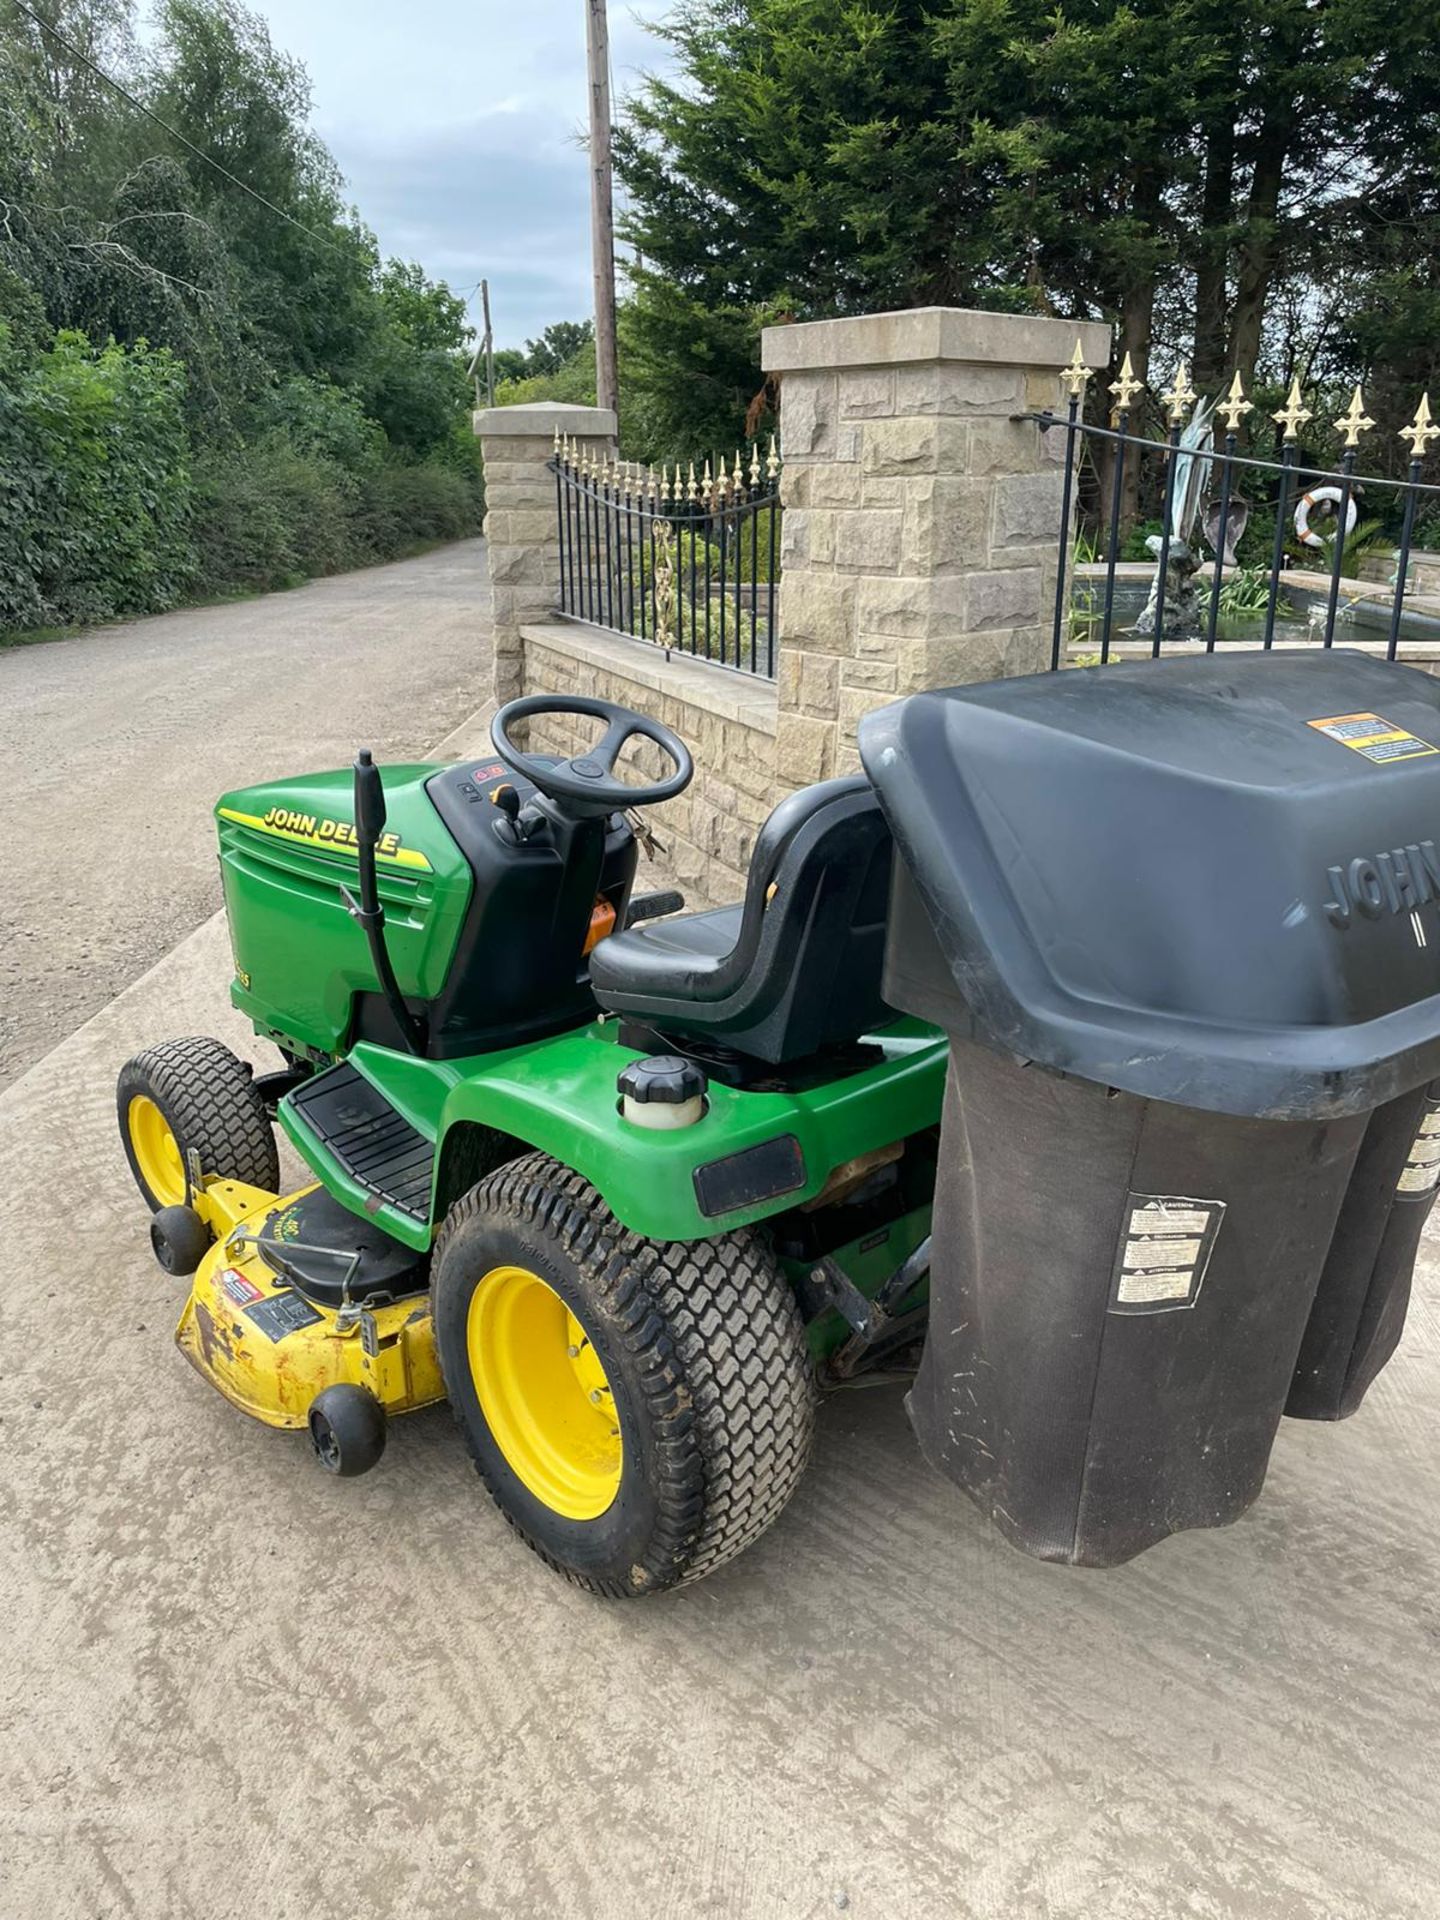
128 1094 186 1207
467 1264 622 1520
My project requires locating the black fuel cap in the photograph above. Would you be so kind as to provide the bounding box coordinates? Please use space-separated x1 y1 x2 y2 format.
617 1054 707 1104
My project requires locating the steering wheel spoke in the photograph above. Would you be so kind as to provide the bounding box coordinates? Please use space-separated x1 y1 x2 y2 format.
491 695 694 819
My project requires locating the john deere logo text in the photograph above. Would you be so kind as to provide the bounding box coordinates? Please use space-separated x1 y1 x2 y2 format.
1324 840 1440 928
261 807 402 858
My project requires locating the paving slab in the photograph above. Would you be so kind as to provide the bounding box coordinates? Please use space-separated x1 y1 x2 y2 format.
1 722 1438 1920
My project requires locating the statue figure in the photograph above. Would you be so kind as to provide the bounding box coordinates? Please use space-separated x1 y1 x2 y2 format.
1133 397 1217 640
1203 495 1250 568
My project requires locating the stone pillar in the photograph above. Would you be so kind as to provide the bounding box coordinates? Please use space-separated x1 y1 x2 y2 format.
763 307 1112 780
474 399 617 705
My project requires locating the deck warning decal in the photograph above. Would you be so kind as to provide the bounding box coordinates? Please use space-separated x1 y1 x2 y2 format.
1306 713 1438 765
243 1292 323 1343
1398 1099 1440 1197
1109 1194 1226 1314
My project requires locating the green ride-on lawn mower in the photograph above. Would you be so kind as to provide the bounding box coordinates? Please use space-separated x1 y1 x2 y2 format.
121 655 1440 1593
119 691 944 1596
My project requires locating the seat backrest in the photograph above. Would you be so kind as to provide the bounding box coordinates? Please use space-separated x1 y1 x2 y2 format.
697 775 895 1060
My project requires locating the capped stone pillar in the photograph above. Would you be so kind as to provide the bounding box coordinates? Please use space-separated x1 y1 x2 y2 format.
475 399 617 705
763 307 1112 780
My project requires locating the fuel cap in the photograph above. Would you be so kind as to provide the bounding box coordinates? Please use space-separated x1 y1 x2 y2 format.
617 1055 707 1129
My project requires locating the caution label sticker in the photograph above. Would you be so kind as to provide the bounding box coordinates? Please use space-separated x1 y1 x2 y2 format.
1109 1194 1226 1314
1306 713 1438 764
1398 1099 1440 1197
243 1292 323 1344
218 1267 265 1307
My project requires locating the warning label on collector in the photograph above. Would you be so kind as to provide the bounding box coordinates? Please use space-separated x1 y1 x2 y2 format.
1306 712 1438 764
1398 1100 1440 1197
1109 1194 1226 1314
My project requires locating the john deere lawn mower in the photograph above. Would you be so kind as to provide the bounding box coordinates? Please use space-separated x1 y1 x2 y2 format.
121 655 1440 1592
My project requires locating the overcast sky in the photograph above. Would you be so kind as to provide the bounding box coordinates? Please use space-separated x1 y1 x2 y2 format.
259 0 674 348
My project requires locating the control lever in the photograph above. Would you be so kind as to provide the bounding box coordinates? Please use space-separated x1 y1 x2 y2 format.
340 748 428 1057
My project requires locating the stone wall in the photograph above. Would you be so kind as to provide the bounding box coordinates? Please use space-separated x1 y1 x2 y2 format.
520 622 777 908
764 307 1112 780
474 400 616 704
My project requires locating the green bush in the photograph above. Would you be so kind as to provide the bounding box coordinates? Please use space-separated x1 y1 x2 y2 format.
190 439 356 594
352 462 469 559
2 331 194 630
254 375 386 475
189 441 483 598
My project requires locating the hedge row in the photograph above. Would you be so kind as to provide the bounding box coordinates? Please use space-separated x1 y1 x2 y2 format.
0 331 484 635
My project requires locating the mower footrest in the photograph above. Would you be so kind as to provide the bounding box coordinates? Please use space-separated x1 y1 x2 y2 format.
285 1063 434 1223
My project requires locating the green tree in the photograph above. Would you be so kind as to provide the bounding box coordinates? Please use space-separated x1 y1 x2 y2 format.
615 0 1440 462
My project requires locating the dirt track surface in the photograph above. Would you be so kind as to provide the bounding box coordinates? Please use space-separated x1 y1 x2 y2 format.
0 540 489 1090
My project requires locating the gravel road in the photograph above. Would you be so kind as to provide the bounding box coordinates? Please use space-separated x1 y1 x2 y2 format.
0 539 490 1089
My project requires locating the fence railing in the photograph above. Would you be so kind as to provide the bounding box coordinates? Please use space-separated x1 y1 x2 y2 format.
550 435 781 678
1036 347 1440 671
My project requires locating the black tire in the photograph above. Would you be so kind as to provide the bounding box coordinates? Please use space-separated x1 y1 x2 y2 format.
308 1386 388 1477
431 1152 816 1596
150 1205 212 1277
117 1036 280 1212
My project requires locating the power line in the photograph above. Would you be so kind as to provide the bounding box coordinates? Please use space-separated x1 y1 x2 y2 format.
11 0 353 258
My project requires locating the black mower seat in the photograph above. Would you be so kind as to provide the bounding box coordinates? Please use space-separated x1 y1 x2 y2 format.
589 775 894 1064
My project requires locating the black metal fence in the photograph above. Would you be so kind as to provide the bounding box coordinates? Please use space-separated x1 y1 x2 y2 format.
551 437 781 678
1037 351 1440 671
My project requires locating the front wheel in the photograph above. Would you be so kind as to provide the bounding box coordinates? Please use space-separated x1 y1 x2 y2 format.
117 1036 279 1211
430 1153 815 1596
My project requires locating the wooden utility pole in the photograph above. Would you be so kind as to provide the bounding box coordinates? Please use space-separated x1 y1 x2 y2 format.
480 278 495 408
585 0 618 415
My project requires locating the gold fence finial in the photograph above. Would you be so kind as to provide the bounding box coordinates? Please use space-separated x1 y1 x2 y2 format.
1334 384 1375 449
1272 376 1312 442
1109 351 1142 413
1216 370 1253 435
1059 338 1092 402
715 458 730 505
687 460 698 503
660 462 671 503
733 448 745 492
702 457 713 501
1401 394 1440 459
553 426 561 453
1160 358 1196 426
766 434 780 480
749 442 761 487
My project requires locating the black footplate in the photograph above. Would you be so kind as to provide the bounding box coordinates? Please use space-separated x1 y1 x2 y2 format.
285 1062 434 1224
257 1185 428 1308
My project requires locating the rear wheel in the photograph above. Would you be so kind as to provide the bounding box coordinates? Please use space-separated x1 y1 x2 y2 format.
117 1036 279 1212
430 1152 815 1595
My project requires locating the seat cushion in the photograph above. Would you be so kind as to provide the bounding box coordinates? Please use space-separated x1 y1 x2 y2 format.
593 904 743 1000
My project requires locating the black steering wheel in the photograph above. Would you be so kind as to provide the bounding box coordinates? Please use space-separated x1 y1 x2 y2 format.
491 694 694 818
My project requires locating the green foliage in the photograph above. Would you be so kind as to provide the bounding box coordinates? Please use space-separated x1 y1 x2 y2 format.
1 330 193 630
1217 567 1272 618
496 336 599 409
0 0 481 635
615 0 1440 469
